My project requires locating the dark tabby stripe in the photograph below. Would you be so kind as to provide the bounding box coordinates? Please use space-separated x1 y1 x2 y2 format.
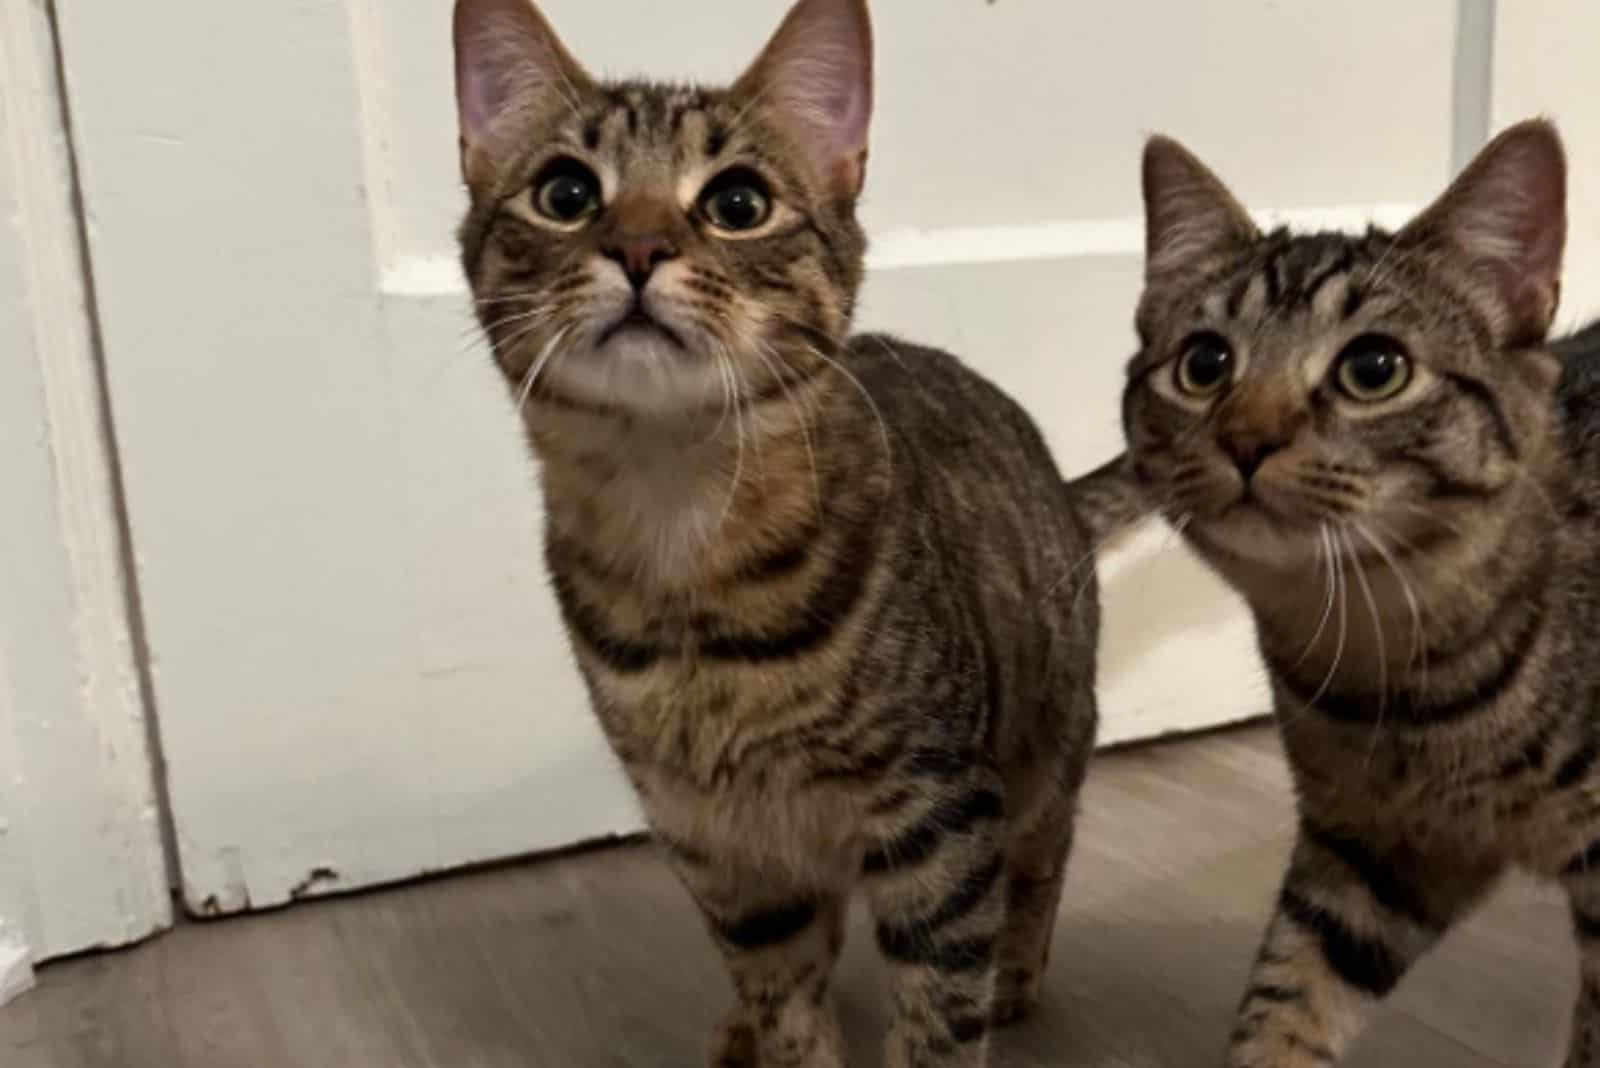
1297 247 1357 308
716 900 818 951
1301 820 1437 929
1242 983 1306 1006
1554 734 1600 790
1279 598 1544 726
547 570 662 673
733 526 820 584
1278 889 1404 996
1565 838 1600 877
861 789 1004 875
1443 371 1520 461
875 929 994 974
947 1015 989 1044
698 520 880 664
899 853 1004 933
1575 911 1600 941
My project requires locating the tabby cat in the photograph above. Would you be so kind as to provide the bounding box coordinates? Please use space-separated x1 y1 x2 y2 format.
452 1 1103 1064
1119 118 1600 1065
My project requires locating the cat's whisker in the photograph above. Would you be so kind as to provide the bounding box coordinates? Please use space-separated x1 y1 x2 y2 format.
717 346 749 528
1293 522 1348 724
1340 524 1387 767
1352 519 1429 691
703 339 736 446
1046 495 1183 608
515 325 575 418
727 347 765 472
753 340 823 515
1288 524 1338 675
472 292 545 309
801 343 893 464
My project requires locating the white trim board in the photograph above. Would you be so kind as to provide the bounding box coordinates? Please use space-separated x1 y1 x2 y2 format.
380 203 1422 297
0 0 170 960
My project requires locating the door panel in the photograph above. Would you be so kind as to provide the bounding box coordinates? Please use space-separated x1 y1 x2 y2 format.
54 0 1461 911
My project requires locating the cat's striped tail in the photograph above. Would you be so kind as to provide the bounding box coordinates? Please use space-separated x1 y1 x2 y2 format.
1067 454 1150 544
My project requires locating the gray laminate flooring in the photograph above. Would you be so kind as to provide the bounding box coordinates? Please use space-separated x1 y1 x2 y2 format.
0 726 1576 1066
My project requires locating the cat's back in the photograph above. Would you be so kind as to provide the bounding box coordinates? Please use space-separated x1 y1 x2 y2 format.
847 333 1068 495
845 331 1094 632
1557 320 1600 467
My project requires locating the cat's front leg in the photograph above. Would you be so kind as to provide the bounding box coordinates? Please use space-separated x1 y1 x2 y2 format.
863 771 1009 1068
1560 867 1600 1066
673 852 849 1068
1226 822 1479 1067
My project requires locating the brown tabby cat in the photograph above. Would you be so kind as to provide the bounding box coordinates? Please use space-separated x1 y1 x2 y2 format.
452 1 1103 1064
1118 118 1600 1065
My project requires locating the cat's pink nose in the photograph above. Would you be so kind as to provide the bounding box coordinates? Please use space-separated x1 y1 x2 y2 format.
603 236 680 291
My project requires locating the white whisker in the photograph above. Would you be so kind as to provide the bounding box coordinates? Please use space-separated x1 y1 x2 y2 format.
516 325 574 417
1341 524 1387 768
718 346 748 527
754 341 823 515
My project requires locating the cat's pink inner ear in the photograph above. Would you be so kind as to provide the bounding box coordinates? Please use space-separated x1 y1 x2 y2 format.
735 0 874 197
1141 136 1258 280
1403 119 1567 344
452 0 588 179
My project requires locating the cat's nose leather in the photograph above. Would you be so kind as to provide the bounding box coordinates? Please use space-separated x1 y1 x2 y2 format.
1221 433 1286 481
602 236 680 291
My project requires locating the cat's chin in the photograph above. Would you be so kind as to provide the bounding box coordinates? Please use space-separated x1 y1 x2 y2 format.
542 333 727 420
1183 505 1326 574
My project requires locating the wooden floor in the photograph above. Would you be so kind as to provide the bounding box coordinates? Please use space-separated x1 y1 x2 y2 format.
0 726 1578 1066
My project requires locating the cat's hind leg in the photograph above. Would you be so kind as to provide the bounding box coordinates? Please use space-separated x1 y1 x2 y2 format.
989 779 1079 1025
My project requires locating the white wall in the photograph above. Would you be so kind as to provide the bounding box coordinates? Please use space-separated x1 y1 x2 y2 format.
1493 1 1600 327
0 0 169 964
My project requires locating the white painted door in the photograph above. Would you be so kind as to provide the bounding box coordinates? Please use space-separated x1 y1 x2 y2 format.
46 0 1578 915
0 0 170 971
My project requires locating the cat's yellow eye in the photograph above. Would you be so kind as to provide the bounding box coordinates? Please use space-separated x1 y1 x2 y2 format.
1175 332 1234 398
1335 334 1412 403
699 168 772 232
534 158 601 224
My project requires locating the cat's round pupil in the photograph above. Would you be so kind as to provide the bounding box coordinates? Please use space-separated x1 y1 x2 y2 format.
1336 336 1411 401
547 178 591 217
1181 336 1232 391
711 186 763 229
1348 350 1398 390
539 171 597 221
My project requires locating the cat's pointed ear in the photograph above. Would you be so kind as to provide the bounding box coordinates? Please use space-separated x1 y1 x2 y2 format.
453 0 591 186
1399 119 1567 345
1142 135 1259 280
733 0 873 199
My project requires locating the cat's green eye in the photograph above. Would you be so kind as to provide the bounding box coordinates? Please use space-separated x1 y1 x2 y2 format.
700 169 772 232
1335 334 1412 403
1175 332 1234 398
534 159 601 224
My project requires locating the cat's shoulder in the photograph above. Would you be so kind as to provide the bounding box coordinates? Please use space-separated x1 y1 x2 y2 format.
845 332 1006 403
1555 320 1600 453
1555 319 1600 365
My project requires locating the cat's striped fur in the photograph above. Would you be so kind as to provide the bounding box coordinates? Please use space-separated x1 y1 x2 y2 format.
453 2 1101 1064
1119 120 1600 1066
